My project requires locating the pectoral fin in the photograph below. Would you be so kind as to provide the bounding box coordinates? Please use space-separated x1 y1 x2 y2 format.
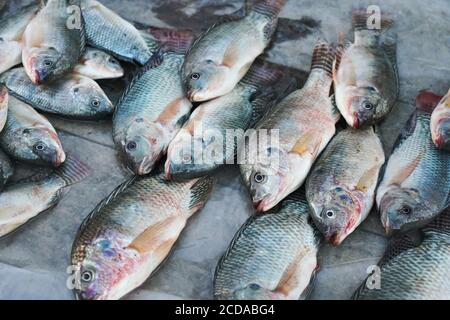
388 155 421 186
291 132 322 157
356 165 380 192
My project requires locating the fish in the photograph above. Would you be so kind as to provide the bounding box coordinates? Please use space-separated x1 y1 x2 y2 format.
73 47 124 80
430 89 450 151
113 29 195 175
0 3 39 75
0 148 14 191
333 9 399 128
0 95 65 167
214 188 321 300
239 39 340 212
306 127 385 245
81 0 153 65
0 85 7 132
0 67 113 120
182 0 286 102
22 0 85 84
353 207 450 300
71 173 214 300
377 90 450 234
0 156 90 238
165 60 294 180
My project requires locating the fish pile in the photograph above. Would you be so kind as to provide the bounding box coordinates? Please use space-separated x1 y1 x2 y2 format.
0 0 449 301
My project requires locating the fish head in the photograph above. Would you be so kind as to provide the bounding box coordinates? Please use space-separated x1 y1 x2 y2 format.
25 47 65 84
82 49 124 79
379 188 427 234
340 86 386 128
183 60 230 102
120 120 167 175
310 187 360 245
219 283 284 300
434 118 450 150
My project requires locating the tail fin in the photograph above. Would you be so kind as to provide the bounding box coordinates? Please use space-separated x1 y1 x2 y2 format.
310 39 334 76
145 27 195 54
352 8 394 32
54 156 91 187
241 59 285 89
250 0 286 18
189 176 214 210
416 90 443 114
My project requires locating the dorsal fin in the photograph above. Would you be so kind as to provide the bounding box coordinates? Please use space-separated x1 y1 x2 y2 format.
144 27 195 54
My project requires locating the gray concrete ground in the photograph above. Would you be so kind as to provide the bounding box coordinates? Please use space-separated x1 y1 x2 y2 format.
0 0 449 300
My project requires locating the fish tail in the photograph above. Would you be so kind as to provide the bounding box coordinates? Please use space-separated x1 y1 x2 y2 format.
54 155 91 187
416 90 443 114
310 39 334 76
352 8 394 32
146 27 195 54
241 59 285 89
249 0 286 18
189 176 214 210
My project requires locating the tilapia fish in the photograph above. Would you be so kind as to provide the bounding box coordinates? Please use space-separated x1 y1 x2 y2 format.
0 85 7 132
81 0 153 65
0 148 13 190
166 60 293 180
0 3 39 75
430 89 450 151
0 95 65 167
0 156 90 238
113 31 194 175
1 67 113 119
183 0 286 102
71 174 214 300
354 207 450 300
333 10 399 128
240 39 340 212
214 189 321 300
306 127 385 245
22 0 85 84
73 47 124 80
377 91 450 233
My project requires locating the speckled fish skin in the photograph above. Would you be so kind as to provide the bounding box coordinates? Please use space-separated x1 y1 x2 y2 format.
165 60 291 180
354 207 450 300
306 127 385 245
214 189 321 300
239 39 340 212
0 95 65 167
430 89 450 151
73 47 124 80
1 67 113 120
71 174 214 300
377 91 450 234
22 0 85 84
0 148 14 191
333 10 398 128
113 49 193 175
0 86 8 132
182 0 286 102
81 0 152 65
0 3 39 75
0 156 90 238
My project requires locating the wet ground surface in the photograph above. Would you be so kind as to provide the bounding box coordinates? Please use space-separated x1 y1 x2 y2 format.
0 0 449 300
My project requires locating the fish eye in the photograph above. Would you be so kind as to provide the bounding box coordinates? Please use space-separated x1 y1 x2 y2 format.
249 283 261 291
34 143 46 151
326 210 335 218
126 141 137 151
91 99 100 108
182 154 192 163
43 60 53 67
81 269 95 283
399 205 413 215
109 58 118 65
190 73 201 80
253 172 266 184
362 101 374 110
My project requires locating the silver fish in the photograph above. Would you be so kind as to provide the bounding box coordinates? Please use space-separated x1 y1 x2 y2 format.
73 47 124 80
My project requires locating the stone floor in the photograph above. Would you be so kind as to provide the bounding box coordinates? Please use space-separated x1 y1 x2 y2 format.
0 0 449 300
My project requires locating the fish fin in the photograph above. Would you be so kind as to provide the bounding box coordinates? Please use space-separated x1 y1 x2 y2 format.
390 112 417 153
352 8 394 32
329 94 341 122
145 27 195 54
189 176 214 211
332 32 349 77
310 39 334 77
53 156 91 187
299 266 319 300
388 154 421 185
356 164 381 192
240 60 284 89
415 90 443 114
382 34 399 98
127 215 186 255
249 0 286 19
291 132 322 157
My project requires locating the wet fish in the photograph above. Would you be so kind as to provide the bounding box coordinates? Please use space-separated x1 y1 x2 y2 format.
22 0 85 84
306 127 385 245
113 30 194 175
239 39 340 212
1 67 113 120
73 47 124 80
354 207 450 300
214 188 320 300
165 60 294 180
0 156 90 238
183 0 286 102
81 0 153 65
71 173 214 300
430 89 450 151
377 91 450 234
0 95 65 167
333 10 399 128
0 85 7 132
0 3 39 75
0 148 14 191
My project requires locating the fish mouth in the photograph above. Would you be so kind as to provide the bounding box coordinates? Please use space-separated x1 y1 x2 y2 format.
54 150 66 167
133 157 156 176
32 69 42 85
326 232 346 246
434 133 450 150
352 112 360 129
186 89 199 102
